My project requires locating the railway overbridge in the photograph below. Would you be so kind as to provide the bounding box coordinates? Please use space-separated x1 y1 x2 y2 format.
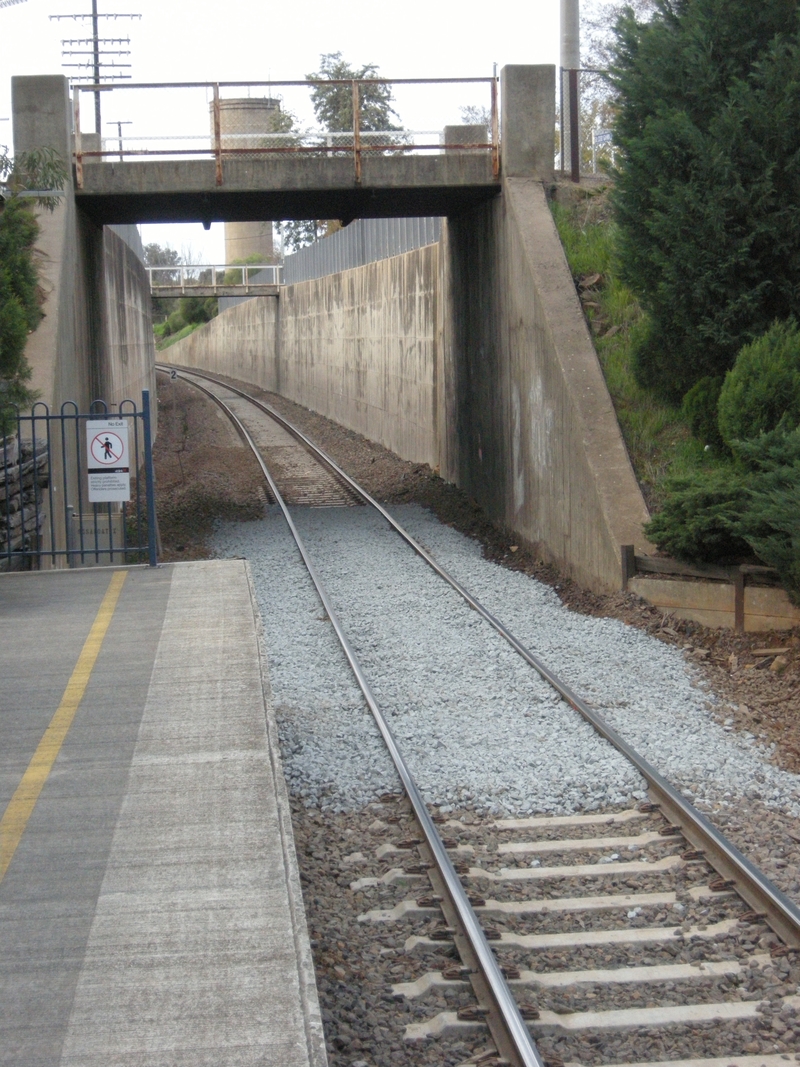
10 67 651 594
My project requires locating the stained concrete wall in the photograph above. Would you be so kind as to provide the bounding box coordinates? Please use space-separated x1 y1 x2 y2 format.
164 179 651 592
98 225 157 409
162 296 280 393
279 245 439 465
13 77 156 416
441 179 651 591
166 245 440 467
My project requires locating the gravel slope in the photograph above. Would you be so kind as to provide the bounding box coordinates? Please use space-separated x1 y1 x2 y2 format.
212 504 800 821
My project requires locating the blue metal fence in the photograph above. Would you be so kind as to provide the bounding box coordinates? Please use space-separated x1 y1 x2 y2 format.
1 390 158 571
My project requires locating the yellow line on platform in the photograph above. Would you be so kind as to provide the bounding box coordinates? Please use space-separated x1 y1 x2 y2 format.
0 570 128 883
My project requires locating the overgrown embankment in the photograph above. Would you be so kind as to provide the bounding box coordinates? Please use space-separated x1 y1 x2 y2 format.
551 184 800 606
550 185 700 512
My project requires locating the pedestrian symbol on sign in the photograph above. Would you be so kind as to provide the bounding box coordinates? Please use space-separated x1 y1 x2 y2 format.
89 429 125 467
86 420 131 502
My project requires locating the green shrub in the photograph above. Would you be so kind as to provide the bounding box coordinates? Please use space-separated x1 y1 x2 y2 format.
166 308 186 334
610 0 800 403
177 295 217 325
682 376 724 447
644 466 752 562
718 319 800 445
647 428 800 602
734 428 800 603
0 199 41 428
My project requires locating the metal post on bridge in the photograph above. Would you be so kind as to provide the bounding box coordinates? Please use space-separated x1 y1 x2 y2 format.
212 82 223 186
351 80 362 183
73 87 83 188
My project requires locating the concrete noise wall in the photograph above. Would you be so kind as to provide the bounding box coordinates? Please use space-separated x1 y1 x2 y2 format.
164 181 651 593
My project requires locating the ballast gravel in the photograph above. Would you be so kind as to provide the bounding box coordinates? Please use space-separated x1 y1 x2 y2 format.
212 504 800 820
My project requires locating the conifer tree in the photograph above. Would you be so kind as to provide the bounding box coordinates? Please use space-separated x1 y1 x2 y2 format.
610 0 800 402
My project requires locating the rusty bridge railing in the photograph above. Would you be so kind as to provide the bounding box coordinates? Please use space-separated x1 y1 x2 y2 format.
72 76 500 187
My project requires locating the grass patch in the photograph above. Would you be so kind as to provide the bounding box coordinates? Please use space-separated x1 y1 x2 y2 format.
549 189 703 511
156 321 202 351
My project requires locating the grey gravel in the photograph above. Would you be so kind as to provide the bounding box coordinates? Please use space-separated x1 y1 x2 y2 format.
212 504 800 818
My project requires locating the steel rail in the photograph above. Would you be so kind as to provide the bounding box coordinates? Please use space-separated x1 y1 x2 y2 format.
160 364 800 950
171 370 545 1067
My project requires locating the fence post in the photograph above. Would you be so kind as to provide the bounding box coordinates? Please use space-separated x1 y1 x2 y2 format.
352 81 362 183
491 73 499 179
73 87 83 189
212 82 223 187
141 389 158 567
621 544 636 591
569 68 580 183
734 569 745 634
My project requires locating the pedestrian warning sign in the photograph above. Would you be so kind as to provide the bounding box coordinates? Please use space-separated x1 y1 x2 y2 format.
87 418 131 502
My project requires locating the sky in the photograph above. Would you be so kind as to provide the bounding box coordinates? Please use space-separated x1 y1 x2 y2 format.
0 0 563 261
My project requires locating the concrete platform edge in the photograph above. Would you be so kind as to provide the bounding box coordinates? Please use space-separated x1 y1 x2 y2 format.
244 560 329 1067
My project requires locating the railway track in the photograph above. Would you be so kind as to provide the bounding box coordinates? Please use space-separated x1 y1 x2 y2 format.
157 364 800 1067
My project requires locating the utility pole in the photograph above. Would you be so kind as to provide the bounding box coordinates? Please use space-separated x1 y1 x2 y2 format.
51 3 140 135
560 0 581 182
91 0 100 133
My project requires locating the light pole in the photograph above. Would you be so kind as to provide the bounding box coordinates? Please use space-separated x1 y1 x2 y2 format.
560 0 580 182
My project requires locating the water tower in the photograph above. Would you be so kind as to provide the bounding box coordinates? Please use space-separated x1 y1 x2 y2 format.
212 98 282 263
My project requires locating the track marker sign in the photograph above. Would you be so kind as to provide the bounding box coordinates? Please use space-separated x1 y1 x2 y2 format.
87 419 131 502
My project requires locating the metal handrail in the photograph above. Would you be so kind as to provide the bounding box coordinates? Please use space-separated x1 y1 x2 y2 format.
148 264 283 293
72 75 501 187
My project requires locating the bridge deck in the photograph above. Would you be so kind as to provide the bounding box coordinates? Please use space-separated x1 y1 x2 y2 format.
76 153 500 224
0 561 325 1067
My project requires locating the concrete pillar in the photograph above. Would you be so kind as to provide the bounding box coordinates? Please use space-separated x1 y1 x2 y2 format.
443 124 488 152
11 75 72 165
500 66 556 181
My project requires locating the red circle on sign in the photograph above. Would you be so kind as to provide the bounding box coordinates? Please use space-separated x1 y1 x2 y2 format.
90 431 124 465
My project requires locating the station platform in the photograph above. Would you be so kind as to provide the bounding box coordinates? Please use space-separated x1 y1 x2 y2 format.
0 561 326 1067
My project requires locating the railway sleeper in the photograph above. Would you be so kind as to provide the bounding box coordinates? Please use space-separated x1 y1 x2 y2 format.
404 992 800 1039
392 955 773 998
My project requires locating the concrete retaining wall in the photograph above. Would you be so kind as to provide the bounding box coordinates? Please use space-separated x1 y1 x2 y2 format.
98 224 158 409
167 244 440 468
442 179 651 590
162 296 279 394
14 77 156 417
279 245 439 465
165 179 651 593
